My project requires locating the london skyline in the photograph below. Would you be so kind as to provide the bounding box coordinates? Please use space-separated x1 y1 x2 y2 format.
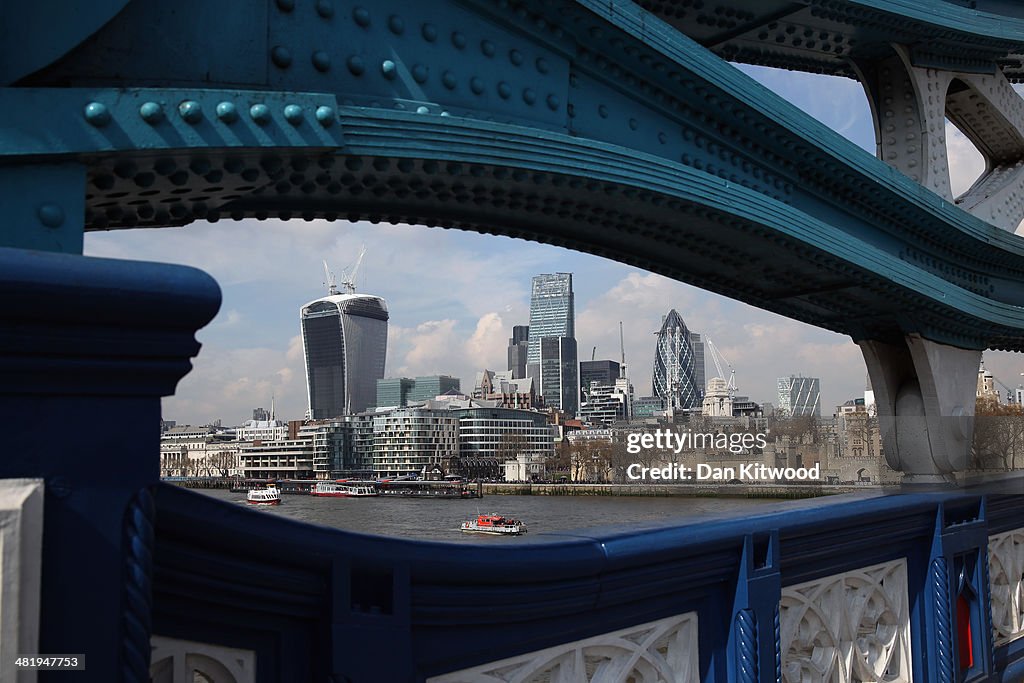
83 65 1024 426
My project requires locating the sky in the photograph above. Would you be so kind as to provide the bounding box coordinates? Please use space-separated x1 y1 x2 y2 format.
83 63 1024 426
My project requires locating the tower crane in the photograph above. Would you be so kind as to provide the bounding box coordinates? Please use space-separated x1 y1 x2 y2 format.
341 245 366 294
322 261 338 296
705 338 736 398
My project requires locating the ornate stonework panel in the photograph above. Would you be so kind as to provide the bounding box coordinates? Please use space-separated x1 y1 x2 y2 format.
427 612 698 683
780 559 911 683
150 636 255 683
989 528 1024 647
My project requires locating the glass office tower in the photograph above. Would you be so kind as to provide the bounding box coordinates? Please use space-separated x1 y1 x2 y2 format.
301 293 388 418
652 309 702 411
526 274 574 366
777 375 821 417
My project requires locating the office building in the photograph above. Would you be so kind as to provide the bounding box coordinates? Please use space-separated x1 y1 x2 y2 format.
507 325 529 379
652 309 702 411
376 377 415 409
633 396 665 418
300 291 388 418
372 408 459 477
409 375 461 403
526 274 574 366
529 336 579 416
580 360 621 402
579 378 632 427
690 332 706 400
777 375 821 417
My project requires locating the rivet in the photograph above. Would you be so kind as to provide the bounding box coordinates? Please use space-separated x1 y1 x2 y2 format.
629 117 638 130
276 0 294 11
498 82 511 98
523 88 536 105
536 58 550 74
411 64 429 84
416 105 430 114
442 71 457 89
315 105 335 125
316 0 334 18
216 101 238 122
250 103 271 124
470 77 484 94
353 7 371 27
509 49 523 66
481 40 496 57
154 158 176 175
598 104 608 118
547 94 560 110
37 204 64 228
388 15 404 34
422 23 437 41
440 111 450 117
284 104 303 124
347 55 365 75
271 45 292 68
139 101 163 124
84 102 111 126
312 50 331 72
179 100 203 123
381 60 397 79
452 31 467 49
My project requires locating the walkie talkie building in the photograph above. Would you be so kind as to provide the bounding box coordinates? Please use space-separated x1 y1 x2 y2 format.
300 293 389 418
652 309 703 411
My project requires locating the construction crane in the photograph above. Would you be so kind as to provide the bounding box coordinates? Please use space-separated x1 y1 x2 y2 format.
705 338 736 397
591 346 596 361
340 245 366 294
322 261 338 296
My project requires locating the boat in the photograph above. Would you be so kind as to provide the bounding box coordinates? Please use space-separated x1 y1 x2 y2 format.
311 481 378 497
460 514 527 535
246 484 281 506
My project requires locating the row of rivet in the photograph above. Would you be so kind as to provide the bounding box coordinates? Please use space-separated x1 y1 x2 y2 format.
84 100 337 128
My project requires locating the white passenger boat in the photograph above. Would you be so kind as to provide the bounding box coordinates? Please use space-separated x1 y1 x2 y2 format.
311 481 378 497
460 514 527 535
246 485 281 506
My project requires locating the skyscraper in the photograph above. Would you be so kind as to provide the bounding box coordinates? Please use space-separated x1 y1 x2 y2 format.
525 274 578 414
777 375 821 417
301 292 388 418
652 309 702 411
690 332 706 400
529 337 579 416
507 325 529 379
526 274 574 365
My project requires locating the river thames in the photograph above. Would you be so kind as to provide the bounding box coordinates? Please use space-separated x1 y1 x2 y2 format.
196 488 856 543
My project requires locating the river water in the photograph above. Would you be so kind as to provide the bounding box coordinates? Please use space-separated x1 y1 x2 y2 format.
197 488 839 543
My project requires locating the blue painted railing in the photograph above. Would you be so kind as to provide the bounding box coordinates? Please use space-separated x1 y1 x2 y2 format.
151 482 1024 682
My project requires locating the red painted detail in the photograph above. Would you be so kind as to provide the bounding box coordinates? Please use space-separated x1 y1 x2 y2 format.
957 593 973 670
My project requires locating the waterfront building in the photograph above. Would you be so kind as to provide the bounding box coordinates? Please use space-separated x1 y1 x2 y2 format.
235 400 288 442
777 375 821 417
372 408 459 477
239 435 315 479
300 291 388 418
408 375 461 404
453 406 555 462
526 273 574 366
652 309 702 411
507 325 529 379
528 336 579 416
376 377 415 409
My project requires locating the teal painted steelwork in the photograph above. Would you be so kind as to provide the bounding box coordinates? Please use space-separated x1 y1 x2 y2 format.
4 1 1024 680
